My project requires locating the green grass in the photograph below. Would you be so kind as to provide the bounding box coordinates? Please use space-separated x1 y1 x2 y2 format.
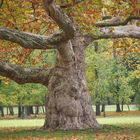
0 116 140 128
0 119 44 128
0 124 140 140
0 115 140 139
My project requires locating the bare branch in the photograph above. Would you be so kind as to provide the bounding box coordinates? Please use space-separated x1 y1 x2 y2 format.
42 0 75 39
0 27 66 49
92 25 140 40
0 61 51 86
96 16 140 27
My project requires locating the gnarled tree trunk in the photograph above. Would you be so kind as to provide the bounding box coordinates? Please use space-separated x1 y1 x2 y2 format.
0 0 140 131
43 35 99 130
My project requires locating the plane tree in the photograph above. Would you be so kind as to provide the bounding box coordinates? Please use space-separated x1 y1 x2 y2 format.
0 0 140 130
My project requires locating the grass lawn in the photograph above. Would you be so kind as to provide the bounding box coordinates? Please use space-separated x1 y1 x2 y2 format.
0 113 140 140
0 124 140 140
0 116 140 128
0 111 140 140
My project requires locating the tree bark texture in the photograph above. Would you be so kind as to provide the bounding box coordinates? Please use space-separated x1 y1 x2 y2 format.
0 0 140 130
43 35 99 130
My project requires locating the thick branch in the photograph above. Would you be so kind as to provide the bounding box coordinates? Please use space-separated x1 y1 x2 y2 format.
0 27 66 49
42 0 75 39
96 16 140 27
0 61 51 86
92 25 140 40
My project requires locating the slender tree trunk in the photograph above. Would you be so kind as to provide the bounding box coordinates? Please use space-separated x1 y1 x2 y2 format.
34 106 39 117
101 104 106 117
42 106 45 113
101 104 105 112
7 107 8 115
1 107 4 117
18 106 22 118
94 41 101 116
127 104 130 111
116 103 121 112
0 106 4 117
9 106 14 115
103 105 106 117
96 103 101 116
21 106 28 119
43 36 99 130
29 106 34 114
107 98 111 105
27 106 34 116
121 99 124 112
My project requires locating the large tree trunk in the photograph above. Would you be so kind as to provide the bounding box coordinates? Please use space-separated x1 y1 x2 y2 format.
43 36 99 130
0 0 140 132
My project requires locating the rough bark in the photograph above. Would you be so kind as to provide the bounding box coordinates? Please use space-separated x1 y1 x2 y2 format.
0 27 66 49
43 34 99 130
91 25 140 40
0 61 51 85
0 0 140 130
43 0 75 39
96 16 140 27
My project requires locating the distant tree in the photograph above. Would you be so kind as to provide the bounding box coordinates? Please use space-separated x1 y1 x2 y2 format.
86 42 135 112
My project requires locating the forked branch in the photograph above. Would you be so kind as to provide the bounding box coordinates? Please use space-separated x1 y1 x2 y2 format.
42 0 75 39
0 61 51 86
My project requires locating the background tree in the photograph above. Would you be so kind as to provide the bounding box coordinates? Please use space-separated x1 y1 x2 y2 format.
86 39 135 114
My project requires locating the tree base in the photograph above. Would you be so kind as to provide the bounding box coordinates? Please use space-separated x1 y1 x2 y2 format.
43 118 100 130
